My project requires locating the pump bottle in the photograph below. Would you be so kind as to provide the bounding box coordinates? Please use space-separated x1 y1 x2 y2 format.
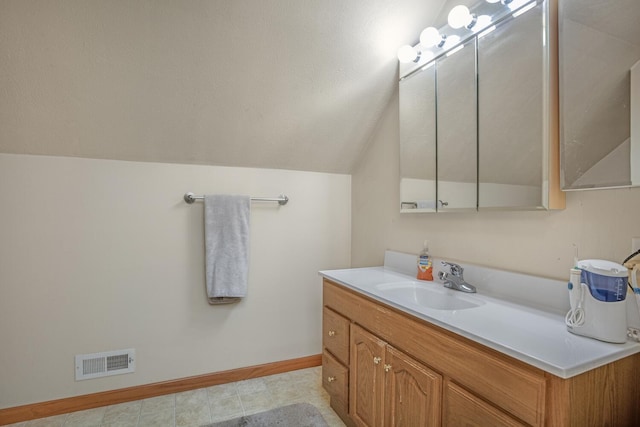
417 241 433 281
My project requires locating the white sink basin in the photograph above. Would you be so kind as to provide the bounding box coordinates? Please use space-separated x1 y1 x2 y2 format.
375 281 485 311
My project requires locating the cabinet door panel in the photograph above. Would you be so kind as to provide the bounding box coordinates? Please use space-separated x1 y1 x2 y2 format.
443 380 526 427
384 346 442 427
350 324 386 427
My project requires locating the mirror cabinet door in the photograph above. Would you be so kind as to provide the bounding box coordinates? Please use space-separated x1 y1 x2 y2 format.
478 2 545 209
560 0 640 189
399 65 437 213
436 39 478 211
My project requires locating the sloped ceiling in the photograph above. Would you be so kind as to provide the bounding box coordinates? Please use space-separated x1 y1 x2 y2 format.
0 0 448 174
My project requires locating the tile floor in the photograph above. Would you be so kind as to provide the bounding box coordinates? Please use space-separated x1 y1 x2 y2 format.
5 367 345 427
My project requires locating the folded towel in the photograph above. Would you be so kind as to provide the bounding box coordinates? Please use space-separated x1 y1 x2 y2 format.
204 194 251 305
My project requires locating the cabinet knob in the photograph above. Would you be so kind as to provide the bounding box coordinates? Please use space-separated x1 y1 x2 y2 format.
327 376 336 383
328 330 336 337
384 364 392 372
373 356 382 364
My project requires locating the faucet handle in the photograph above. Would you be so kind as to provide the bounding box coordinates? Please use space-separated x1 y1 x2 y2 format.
441 261 464 277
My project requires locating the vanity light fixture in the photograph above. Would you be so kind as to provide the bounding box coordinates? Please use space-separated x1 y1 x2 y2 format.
397 0 537 65
421 50 436 63
473 15 493 33
448 5 477 30
443 35 462 51
397 45 421 63
420 27 447 48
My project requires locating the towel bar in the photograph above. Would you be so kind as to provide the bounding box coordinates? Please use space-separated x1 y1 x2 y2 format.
184 192 289 205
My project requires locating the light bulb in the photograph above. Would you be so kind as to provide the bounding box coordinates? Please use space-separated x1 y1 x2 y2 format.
397 45 419 63
485 0 500 3
448 5 474 29
473 15 492 33
443 35 461 50
422 50 435 63
420 27 443 48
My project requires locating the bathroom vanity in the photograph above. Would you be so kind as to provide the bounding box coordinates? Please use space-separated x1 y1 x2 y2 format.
320 253 640 426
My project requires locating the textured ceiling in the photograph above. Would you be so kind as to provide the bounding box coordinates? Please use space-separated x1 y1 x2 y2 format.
0 0 448 174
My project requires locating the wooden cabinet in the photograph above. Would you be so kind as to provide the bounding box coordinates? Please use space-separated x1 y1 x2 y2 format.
323 278 640 427
350 324 442 427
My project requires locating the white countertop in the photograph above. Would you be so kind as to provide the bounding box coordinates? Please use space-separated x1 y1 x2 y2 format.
320 262 640 379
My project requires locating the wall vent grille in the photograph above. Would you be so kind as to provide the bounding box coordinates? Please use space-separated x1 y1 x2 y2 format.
75 348 135 381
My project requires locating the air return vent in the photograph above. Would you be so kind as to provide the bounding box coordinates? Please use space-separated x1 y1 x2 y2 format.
75 348 135 381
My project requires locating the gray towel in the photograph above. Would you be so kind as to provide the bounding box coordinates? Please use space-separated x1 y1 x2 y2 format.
204 194 250 305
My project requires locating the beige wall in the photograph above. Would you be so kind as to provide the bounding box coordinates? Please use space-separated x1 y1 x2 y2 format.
0 153 351 409
352 92 640 280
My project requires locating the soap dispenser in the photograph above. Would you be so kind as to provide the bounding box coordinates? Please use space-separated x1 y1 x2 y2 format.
417 241 433 281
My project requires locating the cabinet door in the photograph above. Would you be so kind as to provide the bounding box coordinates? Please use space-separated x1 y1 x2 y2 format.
443 380 526 427
350 324 386 427
399 64 437 213
478 1 545 209
384 346 442 427
436 38 478 211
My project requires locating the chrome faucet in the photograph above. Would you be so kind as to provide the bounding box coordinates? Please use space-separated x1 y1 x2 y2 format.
438 261 477 293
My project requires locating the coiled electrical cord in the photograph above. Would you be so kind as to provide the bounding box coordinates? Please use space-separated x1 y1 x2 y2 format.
623 248 640 265
624 249 640 342
565 304 585 327
565 276 585 328
623 248 640 290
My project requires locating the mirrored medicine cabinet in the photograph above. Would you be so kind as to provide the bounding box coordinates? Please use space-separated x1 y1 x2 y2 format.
559 0 640 190
399 0 565 213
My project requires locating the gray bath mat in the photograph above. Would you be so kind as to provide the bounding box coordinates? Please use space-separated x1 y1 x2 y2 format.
205 402 328 427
